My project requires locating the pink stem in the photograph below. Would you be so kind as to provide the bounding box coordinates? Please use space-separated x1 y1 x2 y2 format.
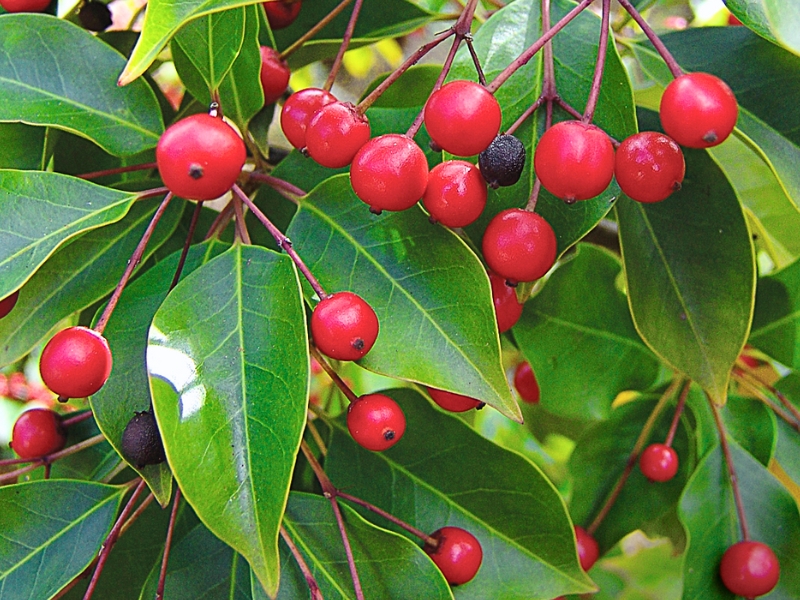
616 0 683 78
582 0 611 123
155 488 182 600
77 162 158 180
324 0 365 91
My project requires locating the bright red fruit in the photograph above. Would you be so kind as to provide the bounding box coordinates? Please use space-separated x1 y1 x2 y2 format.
10 409 67 459
513 362 540 404
311 292 379 361
0 0 50 12
280 88 337 149
534 121 615 202
259 46 291 105
719 541 780 597
350 134 429 212
639 443 679 482
424 526 483 585
156 113 246 200
575 526 599 571
427 387 483 412
306 102 371 168
615 132 685 203
424 81 501 157
489 272 522 333
482 209 557 284
660 72 738 148
0 291 19 319
347 393 406 451
264 0 301 29
40 327 112 398
423 160 487 227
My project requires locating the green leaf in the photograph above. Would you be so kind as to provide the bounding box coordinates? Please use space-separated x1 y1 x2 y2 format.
92 239 229 506
0 170 137 300
0 480 126 599
148 243 308 596
325 388 596 599
0 14 163 156
616 114 755 404
0 123 46 170
514 244 660 421
773 374 800 488
0 199 183 368
278 492 453 600
750 257 800 369
726 0 800 57
678 439 800 599
721 396 776 467
286 175 519 421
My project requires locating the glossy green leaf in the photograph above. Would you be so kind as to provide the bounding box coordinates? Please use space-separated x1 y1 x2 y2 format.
616 121 755 404
726 0 800 57
771 374 800 496
92 240 228 506
569 399 692 552
277 492 453 600
325 388 596 599
0 199 183 368
0 15 163 156
750 257 800 369
721 396 776 467
286 175 519 420
514 244 660 421
148 243 308 596
678 439 800 599
0 170 137 300
0 480 125 599
0 124 46 170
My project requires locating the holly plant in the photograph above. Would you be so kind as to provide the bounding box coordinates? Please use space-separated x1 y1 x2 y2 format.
1 0 800 598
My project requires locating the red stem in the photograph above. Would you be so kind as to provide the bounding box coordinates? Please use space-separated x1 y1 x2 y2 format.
337 491 438 546
155 487 182 600
280 526 323 600
232 195 252 245
280 0 353 60
664 379 690 447
61 410 94 428
582 0 611 123
616 0 683 78
308 345 359 404
204 200 235 240
248 172 307 199
324 0 365 91
77 162 158 180
0 433 106 474
136 187 171 200
169 201 203 290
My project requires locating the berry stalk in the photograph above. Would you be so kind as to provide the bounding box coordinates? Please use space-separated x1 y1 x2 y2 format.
280 0 354 60
337 490 438 547
0 432 106 475
248 172 308 200
616 0 683 79
582 0 611 123
155 487 182 600
169 201 204 290
663 378 688 447
77 162 157 181
280 525 324 600
308 344 359 404
232 195 253 244
323 0 365 91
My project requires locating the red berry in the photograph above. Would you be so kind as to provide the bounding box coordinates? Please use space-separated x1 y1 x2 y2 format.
720 541 780 597
347 393 406 451
264 0 301 29
10 409 67 459
534 121 615 202
639 443 679 482
311 292 379 361
574 526 599 572
350 134 428 212
280 88 337 150
660 73 738 148
739 345 763 369
728 13 743 26
513 362 540 404
40 326 112 398
0 0 49 12
482 209 557 284
424 81 501 157
424 526 482 585
423 160 487 227
615 132 685 203
0 291 19 319
489 272 522 333
259 46 291 105
306 102 371 168
427 387 483 412
156 113 246 201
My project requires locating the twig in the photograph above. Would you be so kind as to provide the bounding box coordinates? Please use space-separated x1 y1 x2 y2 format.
232 195 252 245
582 0 611 123
616 0 683 78
280 0 353 60
337 491 438 546
204 200 235 240
308 345 358 404
77 162 158 180
170 201 204 290
280 526 324 600
323 0 365 91
735 367 800 426
0 433 107 476
306 417 329 456
136 187 171 200
664 380 688 447
248 172 307 199
61 410 94 428
155 487 182 600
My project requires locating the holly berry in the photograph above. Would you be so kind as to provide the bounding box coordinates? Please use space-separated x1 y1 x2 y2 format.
10 409 67 459
121 410 166 468
78 1 112 31
513 362 540 404
424 526 482 585
639 443 679 482
739 344 763 369
259 46 291 105
719 541 780 597
264 0 301 29
534 121 615 203
482 209 557 285
156 113 246 201
347 393 406 451
280 88 337 150
306 102 371 168
478 134 526 188
311 292 379 361
423 160 487 228
424 80 501 157
574 526 599 571
615 131 685 203
40 326 112 398
0 291 19 319
427 387 483 412
350 134 429 212
0 0 49 12
660 72 738 148
489 272 522 333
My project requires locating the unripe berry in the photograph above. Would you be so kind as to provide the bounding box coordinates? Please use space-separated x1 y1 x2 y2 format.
424 81 501 157
311 292 379 361
719 541 780 597
424 526 483 585
639 443 679 482
40 326 112 398
0 291 19 319
489 272 522 333
478 134 526 188
482 209 557 285
660 73 738 148
264 0 301 29
306 102 371 169
574 526 599 571
513 362 539 404
280 88 337 150
347 393 406 451
259 46 291 105
423 160 487 228
427 387 483 412
10 409 67 459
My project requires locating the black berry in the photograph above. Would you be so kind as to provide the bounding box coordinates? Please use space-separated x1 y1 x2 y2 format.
121 410 166 468
478 134 526 188
78 1 113 32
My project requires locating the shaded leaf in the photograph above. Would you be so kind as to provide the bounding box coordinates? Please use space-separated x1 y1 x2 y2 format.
773 374 800 489
750 257 800 370
0 124 46 170
726 0 800 57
